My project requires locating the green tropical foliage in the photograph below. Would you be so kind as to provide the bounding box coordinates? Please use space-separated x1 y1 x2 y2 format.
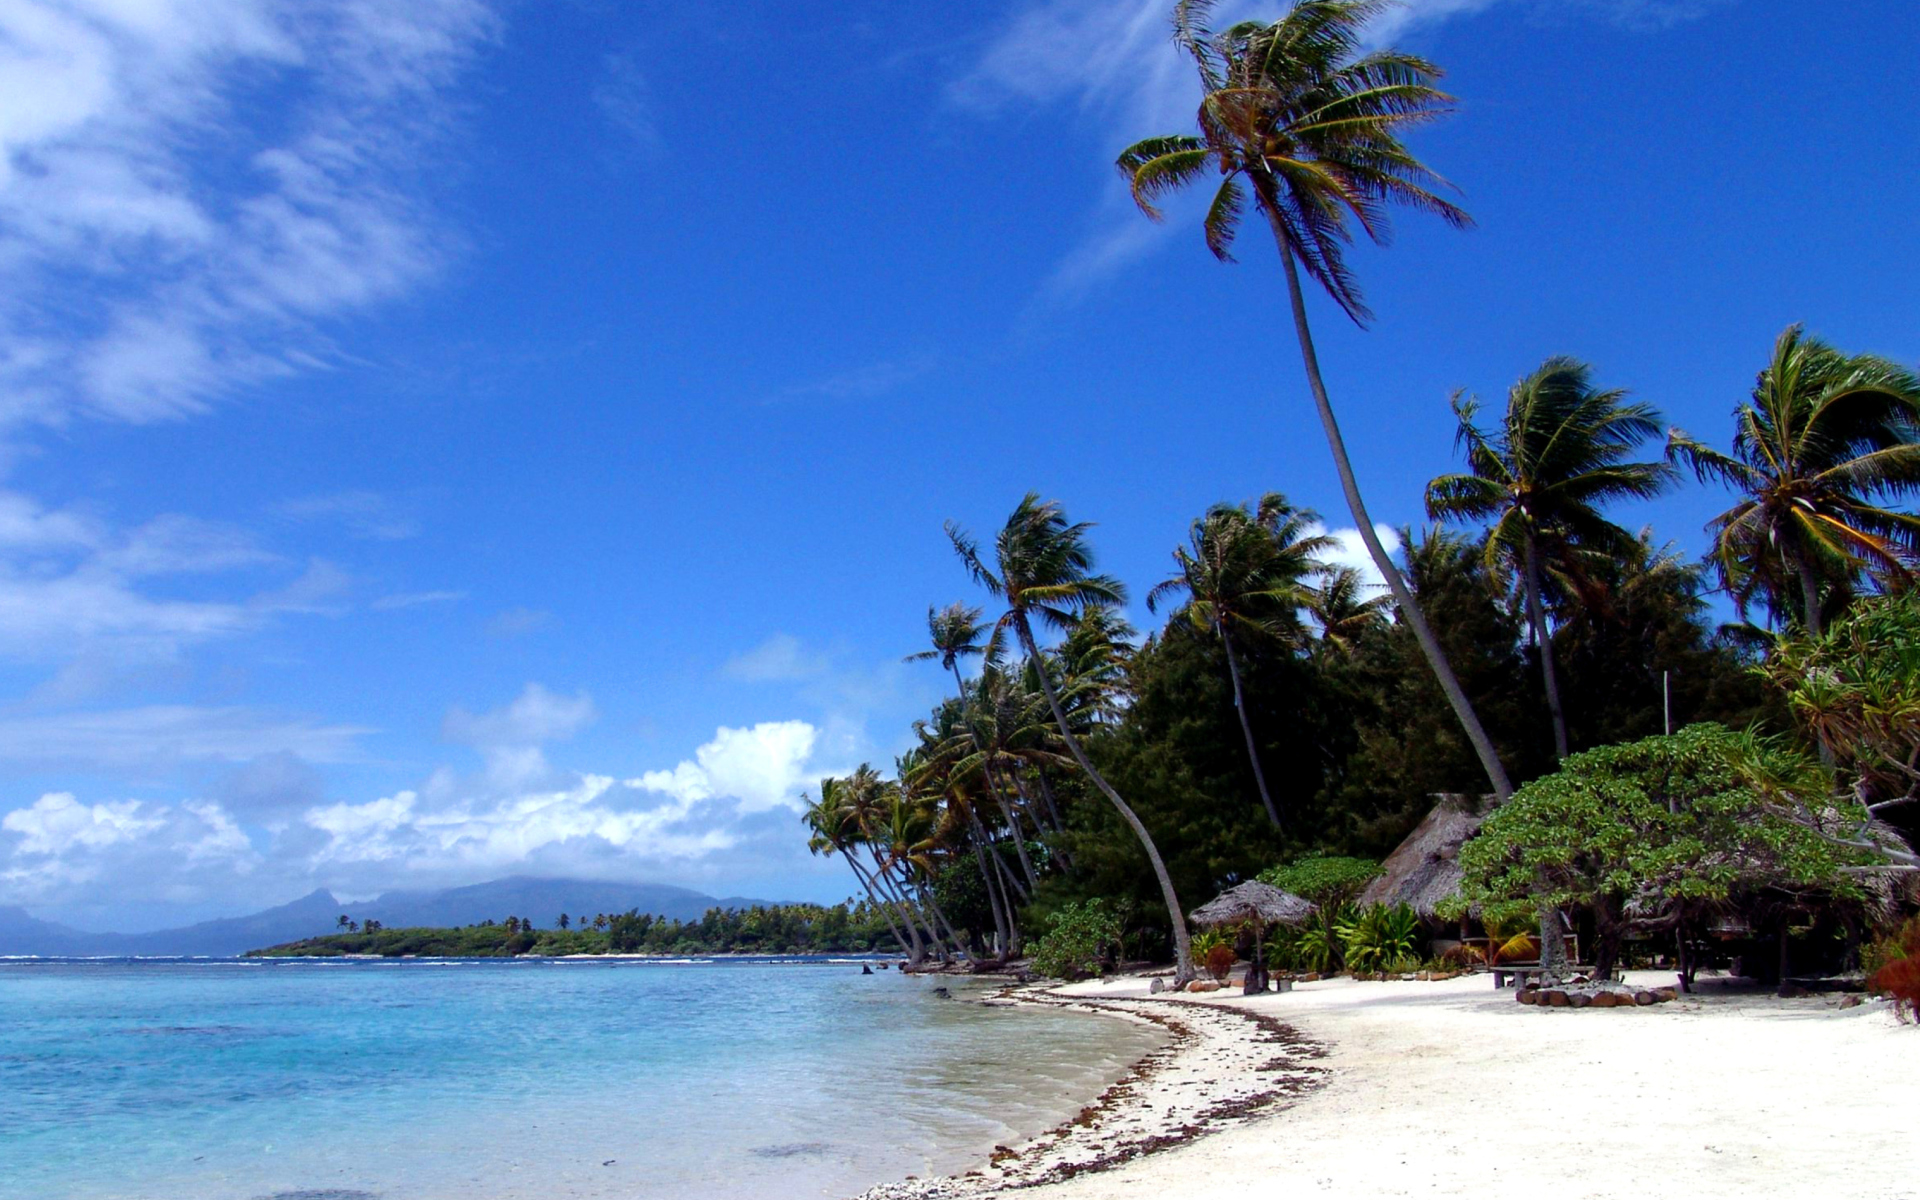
1148 495 1330 828
1120 0 1514 804
1447 725 1876 979
1668 325 1920 635
1257 855 1381 910
250 902 902 958
1427 357 1675 758
1338 902 1423 974
1028 899 1124 981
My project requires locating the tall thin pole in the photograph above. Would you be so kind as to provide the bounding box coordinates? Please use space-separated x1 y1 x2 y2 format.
1663 670 1671 736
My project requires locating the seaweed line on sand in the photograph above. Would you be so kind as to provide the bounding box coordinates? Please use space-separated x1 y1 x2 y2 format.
850 986 1329 1199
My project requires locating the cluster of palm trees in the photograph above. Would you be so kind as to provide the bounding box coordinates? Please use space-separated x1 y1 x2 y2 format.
799 0 1920 981
801 493 1399 980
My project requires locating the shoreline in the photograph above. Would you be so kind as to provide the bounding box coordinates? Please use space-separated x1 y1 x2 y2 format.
854 981 1329 1199
860 969 1920 1200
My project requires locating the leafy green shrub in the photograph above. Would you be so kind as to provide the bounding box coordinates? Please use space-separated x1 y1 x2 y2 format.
1258 856 1382 910
1029 899 1123 981
1339 903 1422 974
1270 904 1352 974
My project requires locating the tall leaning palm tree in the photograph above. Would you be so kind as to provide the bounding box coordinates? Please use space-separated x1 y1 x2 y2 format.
1668 325 1920 636
1119 0 1511 801
1426 358 1674 760
1148 496 1328 828
948 494 1196 983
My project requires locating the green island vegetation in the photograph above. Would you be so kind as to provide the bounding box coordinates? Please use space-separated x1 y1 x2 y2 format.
250 903 899 958
795 0 1920 1009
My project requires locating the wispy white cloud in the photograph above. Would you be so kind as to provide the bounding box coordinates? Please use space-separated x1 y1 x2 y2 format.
0 0 497 430
444 683 596 750
485 606 552 638
723 633 830 683
780 355 937 403
275 490 421 541
959 0 1735 303
371 588 466 611
593 50 661 154
0 704 370 770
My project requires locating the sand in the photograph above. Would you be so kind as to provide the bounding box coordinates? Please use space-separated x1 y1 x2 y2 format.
865 970 1920 1200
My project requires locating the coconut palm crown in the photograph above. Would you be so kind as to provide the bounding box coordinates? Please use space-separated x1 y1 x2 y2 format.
1666 325 1920 635
1118 0 1517 814
1148 494 1330 828
1120 0 1470 323
1426 357 1675 758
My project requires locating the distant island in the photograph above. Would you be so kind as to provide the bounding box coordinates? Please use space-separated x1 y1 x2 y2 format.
248 902 896 958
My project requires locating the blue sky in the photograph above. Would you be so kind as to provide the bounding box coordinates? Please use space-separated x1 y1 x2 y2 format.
1 0 1914 930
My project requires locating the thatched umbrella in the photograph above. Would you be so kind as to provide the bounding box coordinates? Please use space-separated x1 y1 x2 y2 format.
1189 881 1315 992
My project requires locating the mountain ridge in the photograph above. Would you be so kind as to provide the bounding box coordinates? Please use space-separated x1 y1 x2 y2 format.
0 877 781 956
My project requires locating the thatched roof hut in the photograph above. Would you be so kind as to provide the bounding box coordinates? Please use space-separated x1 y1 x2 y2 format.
1189 880 1315 929
1358 793 1497 919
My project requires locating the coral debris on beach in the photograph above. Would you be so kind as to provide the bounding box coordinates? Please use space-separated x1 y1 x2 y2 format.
853 988 1326 1199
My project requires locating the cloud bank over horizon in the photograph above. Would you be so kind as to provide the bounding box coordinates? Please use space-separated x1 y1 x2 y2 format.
0 681 843 929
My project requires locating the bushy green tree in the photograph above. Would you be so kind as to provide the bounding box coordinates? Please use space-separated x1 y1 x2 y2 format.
1029 899 1123 981
1448 724 1872 980
1258 855 1381 910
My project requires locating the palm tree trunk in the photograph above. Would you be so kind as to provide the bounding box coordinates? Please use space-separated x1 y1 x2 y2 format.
1262 202 1558 976
1264 205 1513 803
947 664 1042 892
1015 613 1193 984
1220 624 1282 829
1523 533 1570 760
917 882 974 965
964 809 1014 955
884 864 948 960
1797 555 1825 637
865 849 925 963
1033 766 1066 832
988 829 1031 904
992 789 1041 891
842 852 912 957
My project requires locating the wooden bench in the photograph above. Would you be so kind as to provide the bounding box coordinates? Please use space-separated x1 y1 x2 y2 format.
1490 963 1623 988
1491 962 1548 989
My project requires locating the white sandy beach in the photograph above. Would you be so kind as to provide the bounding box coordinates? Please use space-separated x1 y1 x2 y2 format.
873 971 1920 1200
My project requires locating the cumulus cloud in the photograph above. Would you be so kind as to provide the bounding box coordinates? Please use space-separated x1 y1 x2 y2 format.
0 697 842 917
270 718 824 894
1310 522 1403 595
0 0 496 430
637 721 821 814
0 791 256 906
443 683 596 749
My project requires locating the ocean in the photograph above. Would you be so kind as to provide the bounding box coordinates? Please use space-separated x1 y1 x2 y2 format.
0 956 1162 1200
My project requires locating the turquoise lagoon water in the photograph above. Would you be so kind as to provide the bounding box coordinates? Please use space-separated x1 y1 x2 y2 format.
0 957 1164 1200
